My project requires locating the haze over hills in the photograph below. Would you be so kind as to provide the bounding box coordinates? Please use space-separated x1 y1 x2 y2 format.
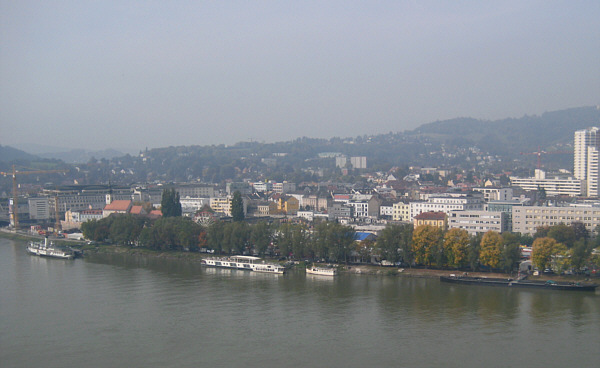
413 106 600 155
2 105 599 168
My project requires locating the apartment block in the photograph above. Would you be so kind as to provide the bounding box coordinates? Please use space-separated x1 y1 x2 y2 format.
512 205 600 235
448 210 507 235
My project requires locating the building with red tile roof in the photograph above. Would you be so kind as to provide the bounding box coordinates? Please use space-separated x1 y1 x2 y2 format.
103 200 133 217
413 211 447 229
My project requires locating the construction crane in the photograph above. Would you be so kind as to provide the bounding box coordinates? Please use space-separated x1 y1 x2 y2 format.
0 165 67 231
520 146 572 170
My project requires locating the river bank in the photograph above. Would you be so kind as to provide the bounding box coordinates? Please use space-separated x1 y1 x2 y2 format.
1 228 592 282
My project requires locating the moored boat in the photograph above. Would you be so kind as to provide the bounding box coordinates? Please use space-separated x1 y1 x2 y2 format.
306 266 337 276
440 274 598 292
27 238 75 260
202 255 285 274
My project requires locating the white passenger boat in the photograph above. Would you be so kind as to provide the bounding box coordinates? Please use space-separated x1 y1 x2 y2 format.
306 266 337 276
27 238 75 260
202 255 285 274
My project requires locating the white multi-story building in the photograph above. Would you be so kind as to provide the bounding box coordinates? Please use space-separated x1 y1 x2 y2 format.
180 197 211 214
513 204 600 235
473 187 513 202
409 195 484 221
176 184 215 198
448 210 507 235
510 169 583 197
348 195 381 218
272 182 296 194
252 182 273 193
574 127 600 196
586 146 599 196
28 198 50 220
350 156 367 169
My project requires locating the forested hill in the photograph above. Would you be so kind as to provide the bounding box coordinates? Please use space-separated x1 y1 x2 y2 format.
2 106 599 188
411 106 600 155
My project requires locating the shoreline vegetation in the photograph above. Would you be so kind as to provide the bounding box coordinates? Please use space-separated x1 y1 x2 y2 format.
2 229 592 282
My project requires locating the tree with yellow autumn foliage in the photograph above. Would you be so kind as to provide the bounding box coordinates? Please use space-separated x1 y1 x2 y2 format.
412 225 443 267
531 237 558 272
479 231 503 270
444 228 470 269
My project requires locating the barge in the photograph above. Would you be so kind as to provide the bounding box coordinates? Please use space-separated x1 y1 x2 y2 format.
202 255 285 274
440 275 598 292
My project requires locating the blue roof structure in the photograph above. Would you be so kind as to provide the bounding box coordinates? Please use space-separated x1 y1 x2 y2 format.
354 232 376 241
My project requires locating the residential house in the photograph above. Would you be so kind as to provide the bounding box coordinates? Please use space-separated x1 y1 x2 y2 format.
413 211 447 229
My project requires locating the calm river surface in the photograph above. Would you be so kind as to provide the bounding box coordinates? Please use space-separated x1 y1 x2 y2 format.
1 238 599 368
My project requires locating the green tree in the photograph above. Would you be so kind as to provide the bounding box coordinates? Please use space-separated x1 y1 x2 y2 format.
501 232 522 273
444 228 470 269
533 226 550 239
547 224 576 248
108 214 147 246
231 191 245 222
552 243 570 273
250 221 272 257
376 224 403 264
569 240 591 271
570 222 589 242
327 222 355 263
161 188 182 217
479 231 503 270
468 233 482 271
356 239 374 264
227 221 250 254
309 221 330 261
207 221 226 254
275 222 294 258
291 223 309 260
532 237 558 271
537 185 547 202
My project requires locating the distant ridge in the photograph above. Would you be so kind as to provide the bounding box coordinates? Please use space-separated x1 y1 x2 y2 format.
0 145 40 162
412 106 600 154
36 148 128 164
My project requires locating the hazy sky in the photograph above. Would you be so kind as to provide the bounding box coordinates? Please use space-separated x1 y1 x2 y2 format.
1 1 599 153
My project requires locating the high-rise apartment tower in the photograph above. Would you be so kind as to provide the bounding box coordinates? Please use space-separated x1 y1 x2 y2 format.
574 127 600 196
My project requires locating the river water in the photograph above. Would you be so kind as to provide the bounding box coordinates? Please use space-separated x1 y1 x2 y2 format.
1 238 599 368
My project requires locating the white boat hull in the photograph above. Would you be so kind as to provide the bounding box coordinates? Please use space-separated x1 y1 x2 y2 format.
202 257 285 274
306 267 337 276
27 239 74 260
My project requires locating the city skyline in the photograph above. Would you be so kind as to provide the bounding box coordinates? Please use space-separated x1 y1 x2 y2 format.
2 1 599 152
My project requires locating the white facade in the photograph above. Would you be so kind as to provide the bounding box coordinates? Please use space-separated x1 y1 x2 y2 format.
574 127 600 196
448 210 507 235
587 146 599 196
28 198 50 220
379 204 394 218
473 187 513 202
350 156 367 169
296 211 315 221
272 182 296 194
252 182 273 193
180 197 211 214
513 204 600 235
409 195 484 221
574 127 599 180
335 156 348 168
510 169 582 197
176 184 215 198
